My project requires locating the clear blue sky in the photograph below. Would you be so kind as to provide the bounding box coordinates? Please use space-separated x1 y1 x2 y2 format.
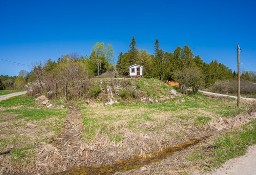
1 0 256 76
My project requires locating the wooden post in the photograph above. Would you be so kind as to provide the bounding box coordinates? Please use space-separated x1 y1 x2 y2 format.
237 45 241 108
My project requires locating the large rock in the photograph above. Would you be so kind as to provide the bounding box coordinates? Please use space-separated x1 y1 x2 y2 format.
35 95 50 106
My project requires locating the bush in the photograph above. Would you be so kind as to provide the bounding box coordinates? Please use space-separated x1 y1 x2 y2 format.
119 88 137 100
88 85 101 98
210 80 256 94
174 66 204 93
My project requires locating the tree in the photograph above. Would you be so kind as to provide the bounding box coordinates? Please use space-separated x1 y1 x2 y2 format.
0 79 4 90
153 39 164 80
116 52 130 76
91 42 114 76
14 70 29 89
174 66 204 93
129 36 138 65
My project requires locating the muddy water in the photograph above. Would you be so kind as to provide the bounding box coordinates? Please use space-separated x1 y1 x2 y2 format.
54 135 210 175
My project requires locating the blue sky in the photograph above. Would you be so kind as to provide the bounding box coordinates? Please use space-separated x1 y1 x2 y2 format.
0 0 256 76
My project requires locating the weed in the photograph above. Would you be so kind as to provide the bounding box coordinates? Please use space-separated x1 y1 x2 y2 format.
195 116 211 126
83 116 100 140
110 134 122 143
186 151 203 161
11 148 27 160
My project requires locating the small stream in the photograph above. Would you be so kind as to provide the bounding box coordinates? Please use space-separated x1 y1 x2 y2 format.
54 134 211 175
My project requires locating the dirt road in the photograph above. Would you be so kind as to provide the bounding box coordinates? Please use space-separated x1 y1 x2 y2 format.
199 90 256 102
208 145 256 175
0 91 27 102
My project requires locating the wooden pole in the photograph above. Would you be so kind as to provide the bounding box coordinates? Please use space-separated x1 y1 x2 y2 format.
237 45 241 108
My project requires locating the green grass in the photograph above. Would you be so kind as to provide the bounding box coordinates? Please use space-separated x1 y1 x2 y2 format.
0 90 21 96
4 108 66 120
0 95 34 107
83 115 100 140
195 116 211 126
110 134 122 143
187 120 256 171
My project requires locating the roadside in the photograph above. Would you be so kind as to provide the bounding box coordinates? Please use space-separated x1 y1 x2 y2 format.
0 91 27 102
208 145 256 175
199 90 256 102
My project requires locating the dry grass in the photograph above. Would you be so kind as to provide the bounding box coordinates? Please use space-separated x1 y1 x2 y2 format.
0 95 67 174
79 94 248 166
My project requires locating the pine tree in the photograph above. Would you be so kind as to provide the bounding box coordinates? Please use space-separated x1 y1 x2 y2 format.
154 39 164 80
129 36 138 65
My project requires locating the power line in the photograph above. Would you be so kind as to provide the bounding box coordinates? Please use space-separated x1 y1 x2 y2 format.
0 58 31 67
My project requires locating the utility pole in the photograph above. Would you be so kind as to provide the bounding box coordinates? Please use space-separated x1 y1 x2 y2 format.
237 45 241 108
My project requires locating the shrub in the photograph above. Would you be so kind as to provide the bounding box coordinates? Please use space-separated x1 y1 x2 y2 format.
119 88 137 100
210 80 256 94
88 85 101 98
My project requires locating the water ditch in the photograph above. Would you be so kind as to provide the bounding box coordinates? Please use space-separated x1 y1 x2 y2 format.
53 134 211 175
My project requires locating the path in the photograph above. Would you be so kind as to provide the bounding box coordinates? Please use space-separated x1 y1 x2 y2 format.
36 106 86 174
208 145 256 175
199 90 256 102
0 91 27 102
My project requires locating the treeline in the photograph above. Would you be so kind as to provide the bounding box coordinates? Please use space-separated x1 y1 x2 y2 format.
1 37 255 94
117 37 234 88
0 75 16 90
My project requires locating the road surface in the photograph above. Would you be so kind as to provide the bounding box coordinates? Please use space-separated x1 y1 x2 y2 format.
199 90 256 102
0 91 27 102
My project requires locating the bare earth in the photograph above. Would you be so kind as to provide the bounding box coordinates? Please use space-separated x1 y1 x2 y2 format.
0 91 27 102
208 145 256 175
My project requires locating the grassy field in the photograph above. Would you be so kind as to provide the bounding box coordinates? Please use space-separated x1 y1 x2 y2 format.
0 86 254 174
0 95 67 171
0 90 22 96
79 93 248 167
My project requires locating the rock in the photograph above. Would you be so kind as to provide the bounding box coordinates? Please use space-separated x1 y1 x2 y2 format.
46 104 53 108
170 89 177 96
35 95 50 106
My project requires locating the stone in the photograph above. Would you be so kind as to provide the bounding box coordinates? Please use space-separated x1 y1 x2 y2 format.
35 95 50 106
170 89 177 96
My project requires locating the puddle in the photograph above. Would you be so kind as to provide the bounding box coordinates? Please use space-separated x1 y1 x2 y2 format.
54 135 210 175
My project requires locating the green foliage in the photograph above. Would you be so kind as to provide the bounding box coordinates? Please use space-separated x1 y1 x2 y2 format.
88 85 101 98
174 66 204 93
119 88 137 99
0 79 4 90
129 36 138 65
0 75 16 90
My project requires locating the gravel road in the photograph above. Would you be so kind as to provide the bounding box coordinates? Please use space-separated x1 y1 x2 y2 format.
0 91 27 102
199 90 256 102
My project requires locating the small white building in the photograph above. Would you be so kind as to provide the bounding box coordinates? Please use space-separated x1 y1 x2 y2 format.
129 64 143 77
